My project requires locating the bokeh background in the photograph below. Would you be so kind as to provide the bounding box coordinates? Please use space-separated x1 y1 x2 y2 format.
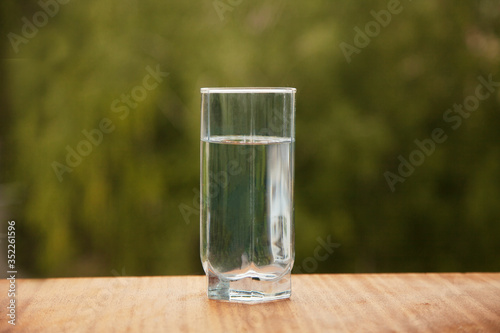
1 0 499 278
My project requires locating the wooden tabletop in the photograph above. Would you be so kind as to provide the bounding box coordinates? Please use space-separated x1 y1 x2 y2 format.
1 273 499 332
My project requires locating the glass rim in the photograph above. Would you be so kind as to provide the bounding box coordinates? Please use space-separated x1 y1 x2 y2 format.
201 87 296 94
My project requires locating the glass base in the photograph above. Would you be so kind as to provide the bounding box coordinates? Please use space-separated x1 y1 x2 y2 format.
207 271 291 303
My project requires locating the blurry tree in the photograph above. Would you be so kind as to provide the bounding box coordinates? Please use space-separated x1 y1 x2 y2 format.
0 0 499 277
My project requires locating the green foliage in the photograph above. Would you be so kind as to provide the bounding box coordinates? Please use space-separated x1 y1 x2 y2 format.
1 0 499 277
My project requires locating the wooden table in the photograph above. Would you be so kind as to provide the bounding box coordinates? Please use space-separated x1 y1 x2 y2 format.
1 273 499 332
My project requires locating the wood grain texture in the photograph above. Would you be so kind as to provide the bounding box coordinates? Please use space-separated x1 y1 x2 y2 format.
1 273 499 332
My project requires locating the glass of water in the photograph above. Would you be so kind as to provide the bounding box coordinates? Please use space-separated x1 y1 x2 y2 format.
200 87 296 303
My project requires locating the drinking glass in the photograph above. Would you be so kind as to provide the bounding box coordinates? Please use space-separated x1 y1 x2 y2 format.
200 87 296 303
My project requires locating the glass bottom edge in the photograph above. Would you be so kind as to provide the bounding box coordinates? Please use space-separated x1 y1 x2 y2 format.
207 272 292 303
208 289 291 303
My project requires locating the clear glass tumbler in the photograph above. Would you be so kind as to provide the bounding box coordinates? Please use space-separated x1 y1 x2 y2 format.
200 87 296 303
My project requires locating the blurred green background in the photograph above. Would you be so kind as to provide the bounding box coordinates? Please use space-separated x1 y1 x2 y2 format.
1 0 499 278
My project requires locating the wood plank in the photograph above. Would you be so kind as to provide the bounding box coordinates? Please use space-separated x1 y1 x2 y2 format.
1 273 499 332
